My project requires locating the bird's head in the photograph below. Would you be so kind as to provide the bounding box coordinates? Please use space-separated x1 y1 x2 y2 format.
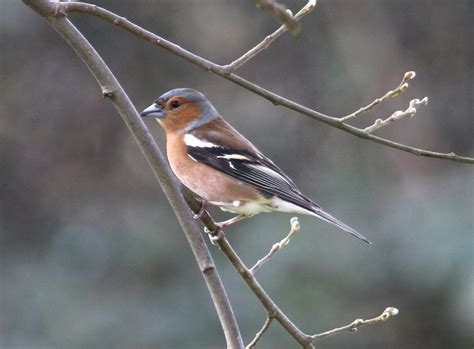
141 88 218 133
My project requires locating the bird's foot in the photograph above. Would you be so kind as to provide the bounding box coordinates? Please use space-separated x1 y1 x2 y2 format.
215 214 252 229
193 200 207 220
204 226 223 246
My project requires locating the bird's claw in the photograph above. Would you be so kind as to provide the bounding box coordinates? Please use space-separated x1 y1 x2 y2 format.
193 200 207 220
204 226 224 246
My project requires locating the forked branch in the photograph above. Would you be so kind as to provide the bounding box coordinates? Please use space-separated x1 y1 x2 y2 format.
339 71 417 122
253 0 300 36
227 0 316 72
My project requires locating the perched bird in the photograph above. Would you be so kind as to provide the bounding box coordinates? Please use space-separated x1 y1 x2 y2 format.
141 88 370 244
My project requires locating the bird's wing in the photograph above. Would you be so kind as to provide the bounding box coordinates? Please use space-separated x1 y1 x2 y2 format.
185 132 371 244
185 135 319 211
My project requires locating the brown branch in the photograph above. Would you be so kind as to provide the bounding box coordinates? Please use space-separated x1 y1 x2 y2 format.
183 191 314 348
22 1 244 348
310 307 399 340
226 0 316 72
52 1 474 164
250 217 300 274
254 0 300 36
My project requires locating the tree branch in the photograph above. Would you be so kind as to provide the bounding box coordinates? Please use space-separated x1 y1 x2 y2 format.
339 71 416 122
22 1 244 348
52 1 473 164
226 0 316 72
253 0 301 36
246 313 274 349
310 307 399 341
364 97 429 133
183 191 314 348
250 217 300 274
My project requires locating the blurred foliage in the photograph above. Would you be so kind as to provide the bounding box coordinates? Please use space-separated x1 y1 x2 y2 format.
1 1 472 348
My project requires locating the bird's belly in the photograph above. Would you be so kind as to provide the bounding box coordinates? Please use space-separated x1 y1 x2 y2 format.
171 159 262 203
214 200 275 215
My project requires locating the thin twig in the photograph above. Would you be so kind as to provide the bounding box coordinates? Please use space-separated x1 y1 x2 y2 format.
254 0 300 36
310 307 399 341
22 1 244 348
364 97 429 133
226 0 316 72
339 71 416 122
53 1 474 164
250 217 300 273
245 313 274 349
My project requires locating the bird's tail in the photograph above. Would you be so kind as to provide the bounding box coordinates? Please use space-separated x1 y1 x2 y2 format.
309 207 371 244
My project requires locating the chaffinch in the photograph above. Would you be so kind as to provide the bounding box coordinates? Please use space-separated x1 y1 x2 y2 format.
141 88 370 244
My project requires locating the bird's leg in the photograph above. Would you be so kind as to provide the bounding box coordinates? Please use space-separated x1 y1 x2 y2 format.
193 199 207 220
216 214 253 229
205 215 254 246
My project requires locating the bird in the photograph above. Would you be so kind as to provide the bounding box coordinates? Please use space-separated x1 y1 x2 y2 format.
141 88 370 244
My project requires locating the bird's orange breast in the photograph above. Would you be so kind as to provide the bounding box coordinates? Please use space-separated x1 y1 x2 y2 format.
166 133 261 203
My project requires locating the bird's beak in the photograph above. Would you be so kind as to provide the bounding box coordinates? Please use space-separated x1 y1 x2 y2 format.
140 103 165 118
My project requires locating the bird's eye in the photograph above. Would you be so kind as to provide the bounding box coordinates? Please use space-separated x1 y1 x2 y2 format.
170 100 181 109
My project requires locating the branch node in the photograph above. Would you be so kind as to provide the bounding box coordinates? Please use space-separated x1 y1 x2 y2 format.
53 3 67 17
113 16 126 25
220 64 235 75
255 0 300 36
101 87 115 98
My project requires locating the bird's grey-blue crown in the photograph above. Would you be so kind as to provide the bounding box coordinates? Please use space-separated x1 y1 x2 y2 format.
157 88 218 132
157 88 205 103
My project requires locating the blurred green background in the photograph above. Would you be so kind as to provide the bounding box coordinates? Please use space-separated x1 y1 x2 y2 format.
1 1 472 348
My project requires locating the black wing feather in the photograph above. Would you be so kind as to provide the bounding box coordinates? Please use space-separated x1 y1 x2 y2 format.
187 145 319 211
187 144 371 244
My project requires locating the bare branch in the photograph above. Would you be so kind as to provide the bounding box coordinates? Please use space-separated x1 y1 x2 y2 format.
183 192 314 348
53 1 474 164
226 0 316 72
340 71 429 134
254 0 300 36
22 1 244 348
310 307 399 341
246 313 274 349
339 71 416 122
250 217 300 273
364 97 429 133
